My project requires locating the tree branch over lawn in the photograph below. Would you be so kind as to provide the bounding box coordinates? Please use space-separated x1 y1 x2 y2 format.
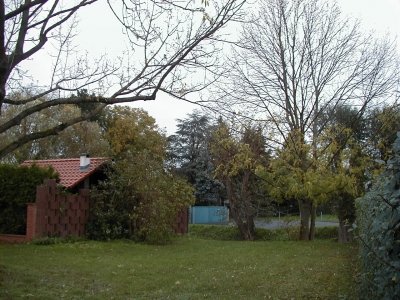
0 0 245 159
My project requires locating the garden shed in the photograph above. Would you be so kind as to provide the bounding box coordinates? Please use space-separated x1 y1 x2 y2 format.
21 155 110 192
0 155 189 243
0 156 110 243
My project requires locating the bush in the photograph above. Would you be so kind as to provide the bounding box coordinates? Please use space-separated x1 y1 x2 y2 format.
255 227 298 241
86 198 131 241
189 224 337 241
32 236 85 245
314 226 337 240
87 155 195 244
0 164 58 234
86 177 134 241
189 224 242 240
355 133 400 299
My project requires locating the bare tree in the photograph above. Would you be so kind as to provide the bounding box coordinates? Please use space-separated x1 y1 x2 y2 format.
0 0 245 159
210 0 399 240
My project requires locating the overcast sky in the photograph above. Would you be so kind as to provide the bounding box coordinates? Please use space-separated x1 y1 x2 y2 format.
149 0 400 134
27 0 400 135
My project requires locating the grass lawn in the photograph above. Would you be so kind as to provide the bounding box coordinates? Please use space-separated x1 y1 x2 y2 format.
0 238 357 299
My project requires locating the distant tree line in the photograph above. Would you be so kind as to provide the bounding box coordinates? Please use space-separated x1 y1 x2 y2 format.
166 104 400 241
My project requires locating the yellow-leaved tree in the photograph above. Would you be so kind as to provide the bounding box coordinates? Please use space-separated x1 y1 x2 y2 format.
210 120 269 240
258 129 359 241
88 106 194 243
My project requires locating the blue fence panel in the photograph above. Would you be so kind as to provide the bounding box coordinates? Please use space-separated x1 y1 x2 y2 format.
190 206 229 224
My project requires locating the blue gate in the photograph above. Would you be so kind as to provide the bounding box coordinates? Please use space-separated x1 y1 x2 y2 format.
190 206 229 224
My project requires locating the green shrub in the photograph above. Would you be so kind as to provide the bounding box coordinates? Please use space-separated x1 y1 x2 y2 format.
189 224 242 240
87 156 195 244
0 164 58 234
356 133 400 299
314 226 337 240
86 179 133 241
32 236 85 245
189 224 337 241
255 228 287 241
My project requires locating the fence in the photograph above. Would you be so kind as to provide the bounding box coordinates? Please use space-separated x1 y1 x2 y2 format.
33 179 90 238
190 206 229 224
0 179 89 243
0 179 189 243
175 209 189 234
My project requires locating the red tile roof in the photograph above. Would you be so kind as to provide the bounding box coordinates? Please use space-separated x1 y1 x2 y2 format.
21 157 110 188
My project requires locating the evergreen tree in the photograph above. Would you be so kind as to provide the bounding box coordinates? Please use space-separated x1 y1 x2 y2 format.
356 132 400 299
167 111 224 205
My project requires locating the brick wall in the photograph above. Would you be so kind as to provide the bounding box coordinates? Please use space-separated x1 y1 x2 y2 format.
0 179 89 243
31 179 90 239
0 234 27 244
0 179 188 243
175 209 189 234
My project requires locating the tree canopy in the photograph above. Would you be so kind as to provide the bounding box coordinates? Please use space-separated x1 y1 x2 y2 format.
211 120 269 240
167 110 224 204
208 0 399 240
85 106 195 243
0 0 245 159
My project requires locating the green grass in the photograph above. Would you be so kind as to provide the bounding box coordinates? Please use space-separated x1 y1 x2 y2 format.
0 238 357 299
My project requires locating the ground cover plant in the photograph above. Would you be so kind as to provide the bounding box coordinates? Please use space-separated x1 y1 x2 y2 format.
189 225 338 241
0 238 357 299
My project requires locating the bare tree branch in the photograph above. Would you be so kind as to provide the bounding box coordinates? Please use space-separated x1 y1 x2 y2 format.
209 0 399 156
0 0 246 159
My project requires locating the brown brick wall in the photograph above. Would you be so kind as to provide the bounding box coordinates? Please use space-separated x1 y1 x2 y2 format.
0 179 90 243
32 179 90 238
0 234 27 244
175 209 189 234
0 179 188 243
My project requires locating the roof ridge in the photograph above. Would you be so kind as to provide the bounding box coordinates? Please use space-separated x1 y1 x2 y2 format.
21 158 110 188
23 157 110 162
24 158 78 162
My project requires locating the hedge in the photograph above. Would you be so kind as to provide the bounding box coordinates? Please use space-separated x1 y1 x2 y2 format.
355 133 400 299
0 164 58 234
189 224 338 241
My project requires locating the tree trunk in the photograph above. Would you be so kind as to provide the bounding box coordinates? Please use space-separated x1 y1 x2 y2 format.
0 73 7 114
338 218 353 243
298 199 311 240
236 216 255 240
230 199 256 241
308 204 316 240
225 174 256 241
